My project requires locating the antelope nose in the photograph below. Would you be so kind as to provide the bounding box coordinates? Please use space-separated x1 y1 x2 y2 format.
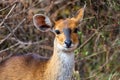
64 40 72 48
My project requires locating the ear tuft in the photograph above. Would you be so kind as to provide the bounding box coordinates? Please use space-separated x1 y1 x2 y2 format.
33 14 52 32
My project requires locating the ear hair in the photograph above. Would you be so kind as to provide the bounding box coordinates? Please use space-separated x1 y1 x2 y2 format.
33 14 52 27
33 14 52 32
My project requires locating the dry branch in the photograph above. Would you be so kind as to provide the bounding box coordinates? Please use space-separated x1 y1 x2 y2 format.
79 26 104 49
0 3 17 27
0 18 26 44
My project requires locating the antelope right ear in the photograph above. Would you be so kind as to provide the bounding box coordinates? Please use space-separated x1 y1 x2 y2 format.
33 14 52 32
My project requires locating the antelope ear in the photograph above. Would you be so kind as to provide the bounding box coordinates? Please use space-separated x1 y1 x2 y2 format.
33 14 52 32
71 4 86 23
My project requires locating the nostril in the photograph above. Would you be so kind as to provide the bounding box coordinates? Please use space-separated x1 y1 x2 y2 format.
64 40 72 48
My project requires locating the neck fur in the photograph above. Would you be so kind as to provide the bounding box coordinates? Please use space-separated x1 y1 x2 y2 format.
45 40 74 80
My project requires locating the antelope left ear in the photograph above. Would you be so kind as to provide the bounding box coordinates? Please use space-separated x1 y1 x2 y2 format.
33 14 52 32
71 4 86 23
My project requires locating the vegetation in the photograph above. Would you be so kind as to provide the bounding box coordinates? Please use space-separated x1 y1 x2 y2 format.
0 0 120 80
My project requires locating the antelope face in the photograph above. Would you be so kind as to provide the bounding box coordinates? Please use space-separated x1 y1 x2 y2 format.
33 6 85 52
54 19 79 51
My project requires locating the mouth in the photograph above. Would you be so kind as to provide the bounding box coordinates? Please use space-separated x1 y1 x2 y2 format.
64 46 76 51
58 43 78 52
64 45 74 49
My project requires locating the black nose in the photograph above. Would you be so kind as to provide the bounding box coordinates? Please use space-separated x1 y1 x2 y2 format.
65 40 72 48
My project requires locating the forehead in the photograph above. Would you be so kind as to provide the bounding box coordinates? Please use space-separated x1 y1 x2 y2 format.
54 19 77 30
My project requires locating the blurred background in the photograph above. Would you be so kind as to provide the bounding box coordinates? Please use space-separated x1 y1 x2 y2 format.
0 0 120 80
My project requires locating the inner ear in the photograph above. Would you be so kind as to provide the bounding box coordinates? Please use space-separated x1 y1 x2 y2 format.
33 14 52 32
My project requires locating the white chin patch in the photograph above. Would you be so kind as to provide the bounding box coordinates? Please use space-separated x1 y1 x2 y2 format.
57 43 78 52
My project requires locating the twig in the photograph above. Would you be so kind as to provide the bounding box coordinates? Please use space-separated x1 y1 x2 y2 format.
45 1 54 14
0 18 26 44
78 26 104 49
0 5 10 12
0 43 19 53
10 37 53 51
0 38 48 54
11 37 48 46
0 1 17 12
0 3 17 27
81 50 105 60
14 38 53 51
4 23 18 40
50 0 79 21
81 37 119 80
9 0 44 18
79 32 96 49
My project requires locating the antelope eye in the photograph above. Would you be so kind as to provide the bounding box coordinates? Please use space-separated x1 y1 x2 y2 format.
55 30 60 34
73 28 79 33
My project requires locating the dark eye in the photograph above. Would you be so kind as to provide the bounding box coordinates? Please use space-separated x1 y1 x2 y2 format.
55 30 60 34
73 28 79 33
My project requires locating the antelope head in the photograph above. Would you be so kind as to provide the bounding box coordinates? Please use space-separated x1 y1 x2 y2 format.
33 6 85 52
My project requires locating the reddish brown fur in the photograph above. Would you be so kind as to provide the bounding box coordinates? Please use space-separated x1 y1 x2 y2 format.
55 19 79 45
35 16 46 26
0 7 85 80
0 54 48 80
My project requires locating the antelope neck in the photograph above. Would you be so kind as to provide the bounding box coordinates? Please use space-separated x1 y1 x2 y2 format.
46 39 74 80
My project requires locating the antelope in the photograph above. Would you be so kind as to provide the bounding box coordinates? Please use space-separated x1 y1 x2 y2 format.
0 6 85 80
